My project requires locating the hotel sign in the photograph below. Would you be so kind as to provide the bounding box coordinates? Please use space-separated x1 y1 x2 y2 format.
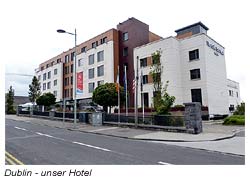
206 41 224 56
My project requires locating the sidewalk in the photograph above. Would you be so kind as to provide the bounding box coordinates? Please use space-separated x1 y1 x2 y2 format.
6 114 243 142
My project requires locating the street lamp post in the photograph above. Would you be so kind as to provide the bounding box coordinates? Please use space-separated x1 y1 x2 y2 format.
57 28 77 129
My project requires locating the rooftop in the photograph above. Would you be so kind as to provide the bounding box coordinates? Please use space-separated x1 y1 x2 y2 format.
175 21 209 33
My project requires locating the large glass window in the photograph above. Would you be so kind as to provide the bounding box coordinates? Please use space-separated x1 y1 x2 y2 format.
88 54 94 65
88 68 95 79
189 49 199 61
190 69 201 80
97 51 104 62
191 88 202 105
43 83 46 90
47 82 51 89
48 71 51 79
97 65 104 77
43 73 46 81
88 82 95 93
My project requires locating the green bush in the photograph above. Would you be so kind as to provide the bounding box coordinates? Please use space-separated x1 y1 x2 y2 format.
223 115 245 125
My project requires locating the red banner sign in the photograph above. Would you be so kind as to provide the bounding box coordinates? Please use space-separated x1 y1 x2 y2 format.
77 72 83 94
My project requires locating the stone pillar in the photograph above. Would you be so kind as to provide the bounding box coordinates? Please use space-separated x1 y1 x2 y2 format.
184 102 203 134
49 111 55 119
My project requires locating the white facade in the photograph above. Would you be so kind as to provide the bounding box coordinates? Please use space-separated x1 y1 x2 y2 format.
227 79 241 112
36 63 63 102
134 33 236 115
76 41 115 101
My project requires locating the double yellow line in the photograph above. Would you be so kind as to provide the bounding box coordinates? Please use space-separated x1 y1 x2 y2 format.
5 151 24 165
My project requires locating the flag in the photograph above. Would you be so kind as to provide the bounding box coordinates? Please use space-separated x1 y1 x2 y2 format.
116 66 119 92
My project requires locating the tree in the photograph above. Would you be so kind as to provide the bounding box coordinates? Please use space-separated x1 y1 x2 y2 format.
36 92 56 108
6 86 15 114
28 76 41 104
233 102 245 115
92 83 125 113
150 50 175 115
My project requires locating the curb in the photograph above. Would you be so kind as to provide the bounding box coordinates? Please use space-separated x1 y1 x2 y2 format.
68 128 236 143
7 117 236 143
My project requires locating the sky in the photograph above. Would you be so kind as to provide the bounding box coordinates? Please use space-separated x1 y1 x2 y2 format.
1 0 249 102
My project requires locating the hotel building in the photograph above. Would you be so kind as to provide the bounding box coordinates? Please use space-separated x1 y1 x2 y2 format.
36 18 240 115
134 22 240 116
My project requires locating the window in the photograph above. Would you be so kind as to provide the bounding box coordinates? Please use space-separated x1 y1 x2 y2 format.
54 79 57 86
97 65 104 77
38 75 41 81
97 51 104 62
43 73 46 81
229 90 234 97
142 75 148 84
43 83 46 90
92 41 98 48
190 69 201 80
47 82 51 89
140 58 147 67
65 55 69 63
81 46 86 53
189 49 199 61
70 88 73 97
88 68 95 79
236 92 239 98
57 58 61 63
229 104 235 112
101 37 107 44
88 54 94 65
71 76 73 85
64 78 68 86
123 47 128 56
191 88 202 105
71 64 73 73
123 32 128 41
78 59 84 66
51 61 54 66
88 82 95 93
97 80 104 86
54 69 57 75
41 66 44 71
48 71 51 79
53 90 57 97
46 64 49 68
71 52 75 61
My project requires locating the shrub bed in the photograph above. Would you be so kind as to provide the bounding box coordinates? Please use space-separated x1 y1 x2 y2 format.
223 115 245 125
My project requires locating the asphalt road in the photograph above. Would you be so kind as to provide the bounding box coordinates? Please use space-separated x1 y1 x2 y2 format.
5 118 244 165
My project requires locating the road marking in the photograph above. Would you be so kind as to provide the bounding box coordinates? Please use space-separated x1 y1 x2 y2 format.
5 151 24 165
35 132 65 141
36 132 54 138
158 161 173 165
88 127 118 132
72 141 111 152
14 126 28 131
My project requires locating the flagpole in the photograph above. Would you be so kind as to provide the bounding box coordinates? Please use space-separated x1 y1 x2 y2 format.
117 66 120 125
141 69 144 123
125 65 128 116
